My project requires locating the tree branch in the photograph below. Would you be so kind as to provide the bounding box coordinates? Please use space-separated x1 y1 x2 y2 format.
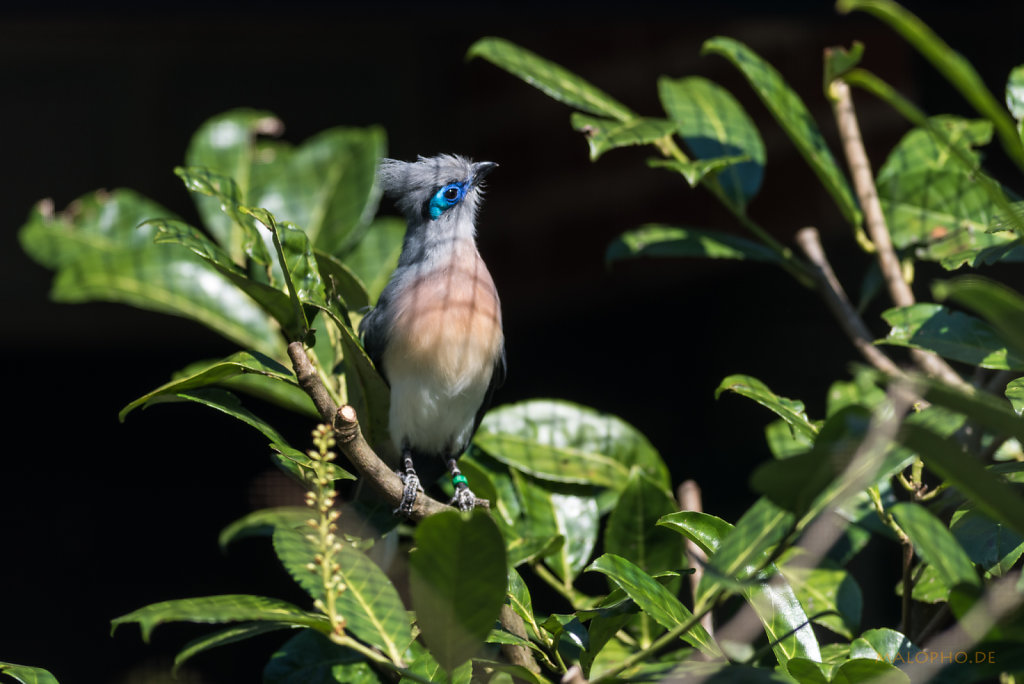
829 79 968 389
677 480 714 639
795 227 904 377
287 341 451 520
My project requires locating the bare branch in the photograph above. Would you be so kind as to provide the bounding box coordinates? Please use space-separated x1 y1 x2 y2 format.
796 227 904 377
829 79 968 389
677 480 714 639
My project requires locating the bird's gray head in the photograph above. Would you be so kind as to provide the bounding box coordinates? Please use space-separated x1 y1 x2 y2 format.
377 154 497 226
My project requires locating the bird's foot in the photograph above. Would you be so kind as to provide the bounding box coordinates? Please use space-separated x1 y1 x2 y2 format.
446 458 477 512
394 453 422 517
449 484 477 512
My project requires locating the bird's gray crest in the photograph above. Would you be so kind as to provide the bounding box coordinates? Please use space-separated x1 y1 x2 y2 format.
377 154 492 218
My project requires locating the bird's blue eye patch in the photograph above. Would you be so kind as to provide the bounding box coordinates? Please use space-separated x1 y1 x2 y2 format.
429 182 466 220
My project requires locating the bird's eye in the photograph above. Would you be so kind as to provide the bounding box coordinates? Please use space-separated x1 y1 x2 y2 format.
443 186 460 202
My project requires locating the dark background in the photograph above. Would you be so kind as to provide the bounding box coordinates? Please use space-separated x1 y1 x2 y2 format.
3 1 1023 681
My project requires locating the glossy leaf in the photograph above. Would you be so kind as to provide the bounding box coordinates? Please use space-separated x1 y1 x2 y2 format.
849 627 920 664
253 126 386 257
264 629 371 684
657 510 732 557
315 249 370 313
334 316 392 455
334 545 413 663
647 156 750 188
0 663 59 684
569 113 675 161
891 502 979 591
702 36 860 231
18 189 283 357
831 659 909 684
879 303 1024 370
477 399 668 490
715 374 818 440
119 351 299 420
606 225 781 265
111 595 329 642
219 506 312 550
183 108 283 259
696 497 794 606
512 472 599 582
875 116 992 185
174 622 295 673
409 510 507 671
765 419 814 459
779 553 862 639
747 578 823 665
172 165 271 266
604 468 683 575
903 369 1024 444
920 228 1024 270
933 275 1024 360
899 424 1024 541
467 37 634 121
586 553 720 657
1007 378 1024 416
343 216 405 303
658 75 766 209
951 508 1024 577
1009 65 1024 122
838 0 1024 173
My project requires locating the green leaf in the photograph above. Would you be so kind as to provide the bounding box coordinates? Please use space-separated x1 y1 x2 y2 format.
646 156 750 188
343 217 405 303
512 472 598 582
409 510 507 672
1007 378 1024 416
779 553 862 639
890 502 979 590
604 468 682 575
606 225 781 265
250 126 386 257
183 108 283 260
0 663 60 684
120 351 299 420
336 545 414 663
507 569 541 640
951 508 1024 577
657 511 732 557
715 374 818 440
919 227 1024 270
899 424 1024 542
824 41 865 87
905 372 1024 443
875 116 993 185
477 399 668 491
657 75 766 209
933 275 1024 361
586 553 720 657
751 406 875 518
831 659 909 684
696 498 793 607
219 506 312 550
569 113 676 161
172 166 271 266
315 249 370 313
264 629 372 684
702 36 861 231
765 419 814 459
837 0 1024 174
111 595 329 642
879 303 1024 370
18 189 283 357
467 37 634 121
334 316 392 456
1009 65 1024 122
746 578 822 665
174 622 296 673
849 627 919 664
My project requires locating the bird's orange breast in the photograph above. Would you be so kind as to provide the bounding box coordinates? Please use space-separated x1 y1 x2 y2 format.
383 245 503 391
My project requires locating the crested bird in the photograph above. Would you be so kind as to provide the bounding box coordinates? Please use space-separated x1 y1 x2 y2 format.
359 155 505 515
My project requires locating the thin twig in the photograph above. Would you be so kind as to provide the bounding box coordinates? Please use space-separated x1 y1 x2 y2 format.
677 480 714 639
829 79 968 389
795 227 904 377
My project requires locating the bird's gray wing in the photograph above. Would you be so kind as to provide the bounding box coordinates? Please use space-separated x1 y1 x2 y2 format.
471 341 506 441
358 298 390 386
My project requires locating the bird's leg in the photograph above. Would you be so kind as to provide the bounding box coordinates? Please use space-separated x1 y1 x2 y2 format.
394 448 421 517
447 458 477 512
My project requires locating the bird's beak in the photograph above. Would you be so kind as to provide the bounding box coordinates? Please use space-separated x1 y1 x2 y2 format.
471 161 498 187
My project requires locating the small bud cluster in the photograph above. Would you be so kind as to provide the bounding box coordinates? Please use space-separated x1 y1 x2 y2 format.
305 423 347 636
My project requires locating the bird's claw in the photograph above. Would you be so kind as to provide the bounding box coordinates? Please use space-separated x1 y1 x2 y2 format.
449 485 477 512
394 469 422 517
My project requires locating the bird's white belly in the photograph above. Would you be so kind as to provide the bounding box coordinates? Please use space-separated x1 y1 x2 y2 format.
386 365 492 456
